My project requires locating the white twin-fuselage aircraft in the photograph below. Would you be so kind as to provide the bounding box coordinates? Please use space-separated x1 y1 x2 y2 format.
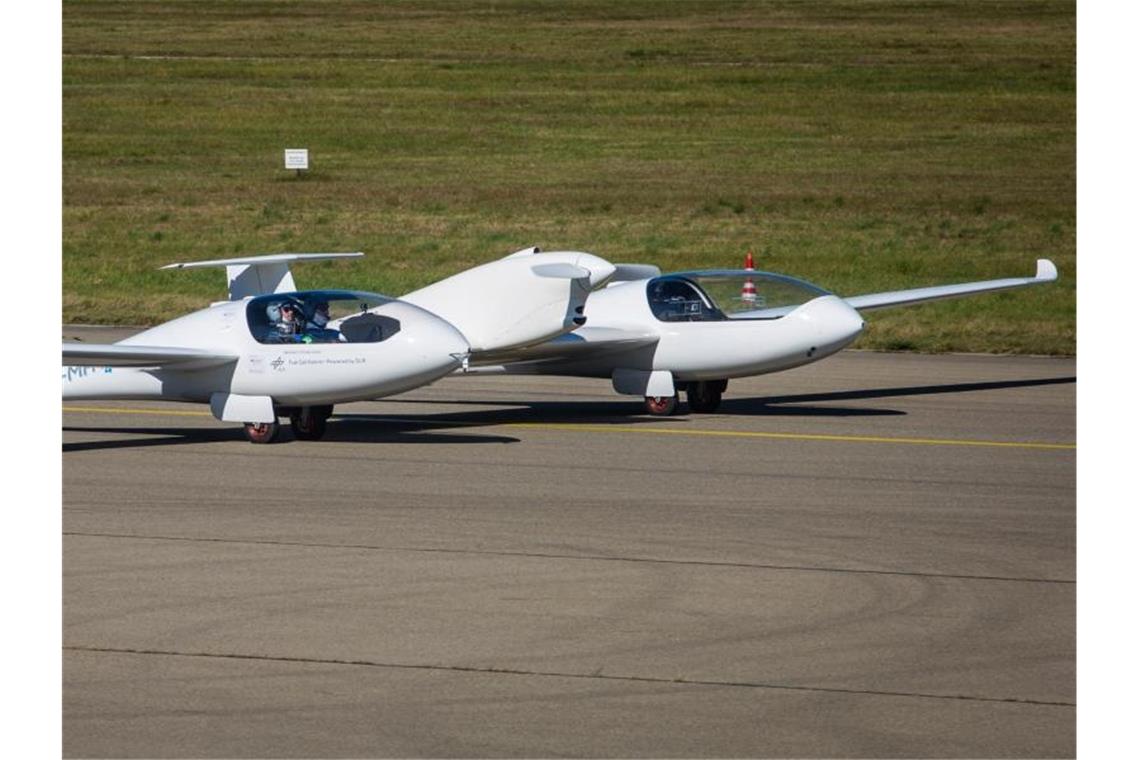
63 249 615 442
477 251 1058 415
62 246 1058 441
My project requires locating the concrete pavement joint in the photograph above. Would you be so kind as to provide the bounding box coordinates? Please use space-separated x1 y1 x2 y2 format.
63 645 1076 708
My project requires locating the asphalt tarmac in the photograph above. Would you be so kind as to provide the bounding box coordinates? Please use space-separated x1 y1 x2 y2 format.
62 339 1075 758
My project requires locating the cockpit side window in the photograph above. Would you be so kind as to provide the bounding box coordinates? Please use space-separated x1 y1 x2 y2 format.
647 278 725 322
246 292 401 344
649 272 830 320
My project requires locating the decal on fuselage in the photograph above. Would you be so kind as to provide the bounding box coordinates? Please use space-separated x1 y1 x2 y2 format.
284 356 367 367
62 366 112 382
262 354 367 373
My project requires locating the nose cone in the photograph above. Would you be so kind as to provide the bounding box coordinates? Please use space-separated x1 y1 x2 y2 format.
832 299 866 345
794 295 865 354
574 252 618 290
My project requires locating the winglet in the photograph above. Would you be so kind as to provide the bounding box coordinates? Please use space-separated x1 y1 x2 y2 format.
1036 259 1058 281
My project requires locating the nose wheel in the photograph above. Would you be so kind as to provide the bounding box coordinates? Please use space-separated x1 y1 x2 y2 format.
243 420 280 444
644 394 679 416
290 405 333 441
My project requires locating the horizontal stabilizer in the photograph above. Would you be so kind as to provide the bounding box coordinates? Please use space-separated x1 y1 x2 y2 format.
63 343 238 370
161 252 364 300
532 263 591 280
844 259 1058 312
160 252 364 270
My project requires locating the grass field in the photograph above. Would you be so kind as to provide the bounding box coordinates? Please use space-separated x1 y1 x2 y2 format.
62 0 1075 353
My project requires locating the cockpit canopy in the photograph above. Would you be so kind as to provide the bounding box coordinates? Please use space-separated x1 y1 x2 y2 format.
247 290 402 344
646 271 830 322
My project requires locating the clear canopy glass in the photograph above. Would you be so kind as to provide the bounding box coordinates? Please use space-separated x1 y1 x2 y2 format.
246 290 401 344
646 272 830 322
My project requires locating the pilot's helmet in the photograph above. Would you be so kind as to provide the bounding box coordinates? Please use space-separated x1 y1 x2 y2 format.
266 303 281 322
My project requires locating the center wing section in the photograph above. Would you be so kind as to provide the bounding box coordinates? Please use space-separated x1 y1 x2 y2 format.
467 325 660 371
401 249 617 355
63 343 238 370
844 259 1058 311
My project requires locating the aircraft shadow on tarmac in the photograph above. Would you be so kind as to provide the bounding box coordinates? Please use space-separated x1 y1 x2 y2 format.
720 373 1076 417
382 375 1076 423
63 376 1074 450
62 424 518 452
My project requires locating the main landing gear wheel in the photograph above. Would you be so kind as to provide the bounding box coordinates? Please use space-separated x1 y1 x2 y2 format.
290 405 333 441
243 420 280 444
686 380 724 413
644 394 679 416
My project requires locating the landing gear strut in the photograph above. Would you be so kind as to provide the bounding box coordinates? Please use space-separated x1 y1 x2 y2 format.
290 405 333 441
686 380 727 413
644 394 679 416
243 420 280 444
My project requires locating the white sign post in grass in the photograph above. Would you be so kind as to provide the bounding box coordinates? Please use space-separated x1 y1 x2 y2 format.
284 148 309 178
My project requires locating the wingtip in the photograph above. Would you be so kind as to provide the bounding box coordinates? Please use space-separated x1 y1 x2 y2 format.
1035 259 1058 281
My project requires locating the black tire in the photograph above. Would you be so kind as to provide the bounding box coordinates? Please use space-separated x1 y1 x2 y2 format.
243 420 280 444
686 381 723 413
644 394 679 416
290 406 329 441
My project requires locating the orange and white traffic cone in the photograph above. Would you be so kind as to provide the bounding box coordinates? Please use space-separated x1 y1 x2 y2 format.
741 251 757 302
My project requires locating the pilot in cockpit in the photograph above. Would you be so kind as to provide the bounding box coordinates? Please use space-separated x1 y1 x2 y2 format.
267 301 302 341
272 300 296 334
304 301 342 343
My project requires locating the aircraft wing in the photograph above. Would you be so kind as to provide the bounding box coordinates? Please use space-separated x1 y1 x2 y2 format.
63 343 238 369
844 259 1058 312
469 326 660 369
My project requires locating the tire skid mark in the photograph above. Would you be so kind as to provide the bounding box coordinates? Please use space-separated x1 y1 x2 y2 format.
64 531 1075 585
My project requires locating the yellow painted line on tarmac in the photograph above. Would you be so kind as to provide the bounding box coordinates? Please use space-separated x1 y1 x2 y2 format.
501 422 1076 451
64 405 1075 451
64 405 211 418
